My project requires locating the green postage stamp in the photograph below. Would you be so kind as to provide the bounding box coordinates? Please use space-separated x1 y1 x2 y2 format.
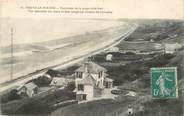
151 67 178 99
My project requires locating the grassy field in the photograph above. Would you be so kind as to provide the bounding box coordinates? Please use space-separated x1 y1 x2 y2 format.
135 99 183 116
50 20 184 116
49 51 184 116
51 97 136 116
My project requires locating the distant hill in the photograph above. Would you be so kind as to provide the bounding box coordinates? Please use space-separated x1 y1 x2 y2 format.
123 19 184 44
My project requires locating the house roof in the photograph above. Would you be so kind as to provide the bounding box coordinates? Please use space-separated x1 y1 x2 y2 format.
77 74 96 86
75 61 107 73
76 91 86 94
104 77 113 82
106 54 113 57
23 82 38 90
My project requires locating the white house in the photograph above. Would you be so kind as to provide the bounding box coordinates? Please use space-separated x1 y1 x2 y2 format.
17 82 39 97
106 54 113 61
127 105 133 115
150 39 154 42
74 61 113 101
164 43 182 54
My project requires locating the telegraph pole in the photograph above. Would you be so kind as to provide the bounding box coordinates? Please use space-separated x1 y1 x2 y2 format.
10 28 13 81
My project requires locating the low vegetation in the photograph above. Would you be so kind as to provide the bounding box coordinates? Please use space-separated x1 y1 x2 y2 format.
92 53 175 86
33 75 52 87
46 66 79 77
51 20 184 116
135 99 183 116
52 97 135 116
1 89 21 104
1 20 184 116
1 85 76 115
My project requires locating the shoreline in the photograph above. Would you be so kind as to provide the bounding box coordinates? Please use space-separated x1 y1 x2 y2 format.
0 23 137 93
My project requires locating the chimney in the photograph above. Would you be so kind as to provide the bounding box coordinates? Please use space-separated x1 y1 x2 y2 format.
84 62 89 73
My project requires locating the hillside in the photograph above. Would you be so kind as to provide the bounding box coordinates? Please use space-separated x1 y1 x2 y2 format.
124 19 184 44
50 19 184 116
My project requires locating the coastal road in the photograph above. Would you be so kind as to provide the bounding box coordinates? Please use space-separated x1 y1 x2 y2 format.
0 23 138 93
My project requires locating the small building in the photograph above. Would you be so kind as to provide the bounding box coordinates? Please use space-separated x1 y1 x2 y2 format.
18 82 39 97
106 54 113 61
127 105 133 115
50 77 66 87
74 61 113 101
164 43 182 54
43 74 52 79
150 39 154 42
109 47 119 52
104 77 113 88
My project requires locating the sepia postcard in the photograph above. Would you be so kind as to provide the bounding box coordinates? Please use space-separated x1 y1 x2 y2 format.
0 0 184 115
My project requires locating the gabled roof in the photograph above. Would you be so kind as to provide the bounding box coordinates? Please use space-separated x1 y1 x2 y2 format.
77 74 96 86
23 82 38 90
104 77 113 82
75 61 107 73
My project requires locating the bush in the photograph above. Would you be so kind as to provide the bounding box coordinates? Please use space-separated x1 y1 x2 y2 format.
15 99 51 114
1 88 76 115
47 66 79 76
144 54 175 67
33 75 52 87
1 89 21 104
46 69 59 77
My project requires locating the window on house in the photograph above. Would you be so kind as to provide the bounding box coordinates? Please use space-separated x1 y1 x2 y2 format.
98 71 103 78
97 81 100 87
83 94 86 100
78 84 84 91
77 72 83 78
